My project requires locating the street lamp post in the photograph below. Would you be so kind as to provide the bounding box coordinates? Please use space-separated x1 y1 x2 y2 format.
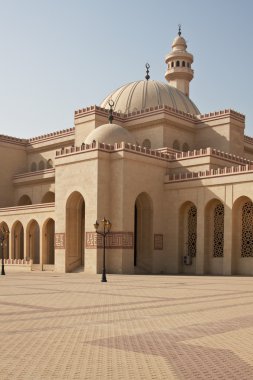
94 217 112 282
0 226 9 276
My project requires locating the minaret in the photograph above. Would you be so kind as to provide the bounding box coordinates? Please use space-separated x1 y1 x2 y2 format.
165 26 194 97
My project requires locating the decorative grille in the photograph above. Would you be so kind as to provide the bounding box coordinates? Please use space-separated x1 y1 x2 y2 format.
187 205 197 257
213 203 224 257
241 201 253 257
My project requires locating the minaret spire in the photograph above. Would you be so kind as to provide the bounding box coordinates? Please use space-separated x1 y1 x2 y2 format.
164 28 194 97
145 63 150 80
108 100 114 124
178 24 181 36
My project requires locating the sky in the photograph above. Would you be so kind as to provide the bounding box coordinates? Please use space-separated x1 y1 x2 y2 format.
0 0 253 138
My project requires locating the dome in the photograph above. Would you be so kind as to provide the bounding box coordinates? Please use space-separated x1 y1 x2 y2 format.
100 80 200 115
84 123 136 145
172 35 187 50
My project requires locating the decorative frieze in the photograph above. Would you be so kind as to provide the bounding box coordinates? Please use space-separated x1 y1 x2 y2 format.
86 232 133 249
54 233 65 249
154 234 163 250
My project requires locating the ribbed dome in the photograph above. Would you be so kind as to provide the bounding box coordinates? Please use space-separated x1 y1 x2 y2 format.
100 80 199 115
85 123 136 145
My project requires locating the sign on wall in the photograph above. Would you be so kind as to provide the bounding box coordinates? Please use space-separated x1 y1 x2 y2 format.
86 232 133 249
54 233 65 249
154 234 163 250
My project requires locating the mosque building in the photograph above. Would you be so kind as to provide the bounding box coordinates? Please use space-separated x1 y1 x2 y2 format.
1 28 253 276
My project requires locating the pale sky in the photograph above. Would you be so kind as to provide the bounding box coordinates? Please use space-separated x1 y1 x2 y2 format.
0 0 253 138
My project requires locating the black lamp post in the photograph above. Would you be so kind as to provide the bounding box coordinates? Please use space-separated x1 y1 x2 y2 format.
94 217 112 282
0 226 9 276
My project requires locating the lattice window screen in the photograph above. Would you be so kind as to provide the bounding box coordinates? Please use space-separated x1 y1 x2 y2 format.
187 206 197 257
213 203 224 257
241 201 253 257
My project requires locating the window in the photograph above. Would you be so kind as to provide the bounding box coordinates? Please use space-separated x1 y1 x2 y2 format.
182 143 189 152
47 159 53 169
241 201 253 257
31 162 37 172
187 206 197 257
213 203 224 257
176 61 180 67
39 160 45 170
171 62 174 68
173 140 180 151
182 61 185 67
142 139 151 149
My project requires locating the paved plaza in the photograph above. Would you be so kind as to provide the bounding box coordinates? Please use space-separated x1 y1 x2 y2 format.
0 272 253 379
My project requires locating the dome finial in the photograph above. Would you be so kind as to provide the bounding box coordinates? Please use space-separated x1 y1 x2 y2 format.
178 24 181 36
145 63 150 80
108 99 114 124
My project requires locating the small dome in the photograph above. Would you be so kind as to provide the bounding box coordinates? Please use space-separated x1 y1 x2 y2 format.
85 123 136 145
100 80 199 115
172 35 187 50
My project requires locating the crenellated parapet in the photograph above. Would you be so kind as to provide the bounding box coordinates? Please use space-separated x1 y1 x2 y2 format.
197 109 245 122
28 128 75 143
165 164 253 183
55 141 253 168
0 134 27 145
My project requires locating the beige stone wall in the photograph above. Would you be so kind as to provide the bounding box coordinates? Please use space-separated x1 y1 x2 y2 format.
0 141 27 207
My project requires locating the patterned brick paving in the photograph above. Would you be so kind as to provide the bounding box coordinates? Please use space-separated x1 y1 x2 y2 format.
0 273 253 379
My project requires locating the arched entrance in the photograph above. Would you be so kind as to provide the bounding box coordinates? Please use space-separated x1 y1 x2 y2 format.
232 196 253 275
66 192 85 272
42 219 55 267
27 220 40 264
134 192 153 273
12 221 24 259
178 201 197 274
0 222 9 259
204 199 224 275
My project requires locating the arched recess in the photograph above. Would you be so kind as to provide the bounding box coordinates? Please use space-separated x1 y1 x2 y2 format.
18 195 32 206
38 160 45 170
42 218 55 266
31 162 37 172
26 220 40 264
41 191 55 203
204 199 224 275
178 201 197 274
232 196 253 275
66 191 85 272
47 159 53 169
182 143 189 152
142 139 151 149
134 192 153 273
0 222 10 259
173 140 180 151
12 221 24 259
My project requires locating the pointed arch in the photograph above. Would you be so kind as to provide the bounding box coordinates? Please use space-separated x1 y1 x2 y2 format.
38 160 45 170
134 192 153 273
66 191 85 272
26 220 40 264
47 159 53 169
173 140 180 151
204 199 224 275
18 195 32 206
0 222 9 259
42 218 55 266
178 201 197 274
41 191 55 203
11 221 24 259
232 196 253 275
